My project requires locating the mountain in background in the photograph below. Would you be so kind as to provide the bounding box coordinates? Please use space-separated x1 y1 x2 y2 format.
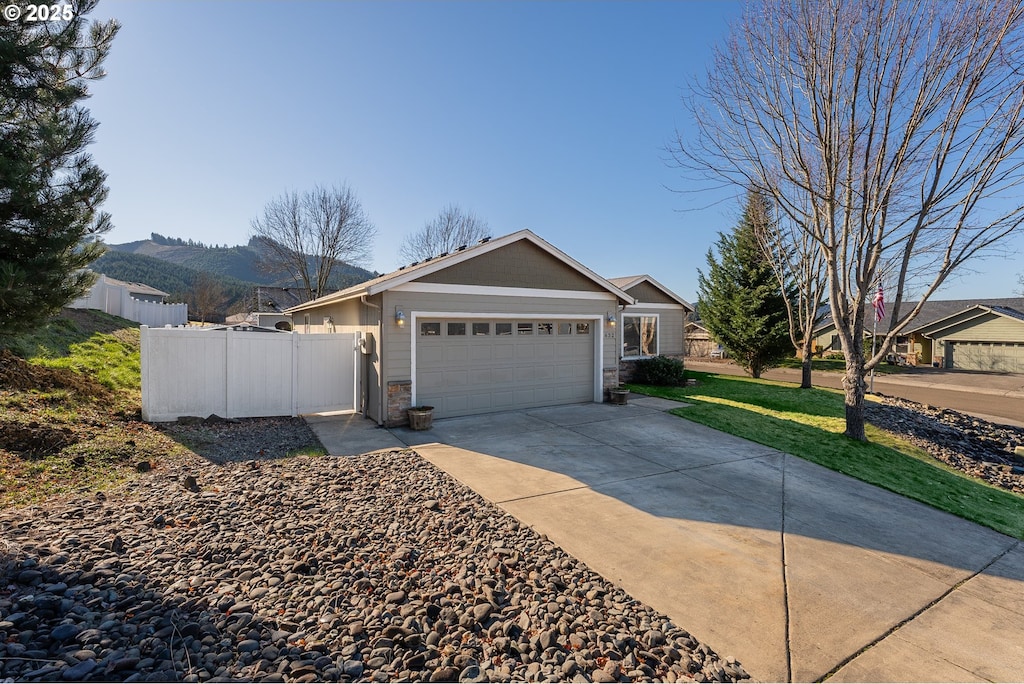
91 234 377 320
91 251 257 312
106 234 376 289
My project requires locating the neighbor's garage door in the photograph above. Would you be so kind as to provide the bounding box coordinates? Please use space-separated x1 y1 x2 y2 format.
950 341 1024 373
416 318 596 418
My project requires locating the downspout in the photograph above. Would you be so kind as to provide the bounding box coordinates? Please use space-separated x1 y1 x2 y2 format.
360 295 383 424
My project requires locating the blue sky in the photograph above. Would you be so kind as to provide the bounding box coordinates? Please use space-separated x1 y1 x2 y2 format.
85 0 1024 302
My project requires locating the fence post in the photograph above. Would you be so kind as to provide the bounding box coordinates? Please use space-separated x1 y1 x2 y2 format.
225 327 234 418
291 331 299 417
140 326 149 421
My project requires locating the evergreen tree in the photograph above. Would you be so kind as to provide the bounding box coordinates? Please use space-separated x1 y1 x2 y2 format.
698 191 792 378
0 1 119 337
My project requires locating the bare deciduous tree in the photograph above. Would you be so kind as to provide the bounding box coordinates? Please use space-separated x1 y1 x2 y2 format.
673 0 1024 440
398 204 490 264
188 273 226 325
251 185 375 301
752 197 828 389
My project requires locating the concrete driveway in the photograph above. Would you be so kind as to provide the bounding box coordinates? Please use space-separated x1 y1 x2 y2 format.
307 400 1024 682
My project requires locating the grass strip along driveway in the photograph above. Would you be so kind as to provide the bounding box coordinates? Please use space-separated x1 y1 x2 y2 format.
629 371 1024 540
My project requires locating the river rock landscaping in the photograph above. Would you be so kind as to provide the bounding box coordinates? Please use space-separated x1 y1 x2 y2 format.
0 428 749 683
3 388 1022 683
867 395 1024 494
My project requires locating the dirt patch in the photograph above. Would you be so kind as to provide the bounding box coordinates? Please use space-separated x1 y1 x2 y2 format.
0 417 79 458
0 349 108 398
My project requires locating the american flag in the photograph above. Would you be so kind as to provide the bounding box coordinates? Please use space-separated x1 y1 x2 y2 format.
872 286 885 322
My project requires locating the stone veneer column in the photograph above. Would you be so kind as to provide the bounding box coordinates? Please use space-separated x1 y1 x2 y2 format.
386 380 412 427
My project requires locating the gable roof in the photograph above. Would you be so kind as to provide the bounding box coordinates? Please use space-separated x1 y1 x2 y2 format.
813 297 1024 336
287 230 634 313
102 275 168 298
914 303 1024 338
608 275 694 311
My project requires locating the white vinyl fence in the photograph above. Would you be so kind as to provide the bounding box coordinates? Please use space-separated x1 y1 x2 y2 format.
70 275 188 327
140 326 357 422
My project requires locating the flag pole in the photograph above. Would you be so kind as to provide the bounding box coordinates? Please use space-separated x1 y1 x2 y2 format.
869 283 883 395
869 312 877 394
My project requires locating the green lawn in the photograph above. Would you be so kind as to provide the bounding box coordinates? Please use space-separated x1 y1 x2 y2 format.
773 357 910 374
628 371 1024 540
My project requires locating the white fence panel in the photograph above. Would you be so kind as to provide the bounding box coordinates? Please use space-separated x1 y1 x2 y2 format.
226 332 295 418
142 327 227 421
125 296 188 327
141 327 356 422
296 333 358 414
69 275 188 326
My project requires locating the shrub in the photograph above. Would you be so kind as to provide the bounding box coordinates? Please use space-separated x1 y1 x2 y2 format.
632 356 686 386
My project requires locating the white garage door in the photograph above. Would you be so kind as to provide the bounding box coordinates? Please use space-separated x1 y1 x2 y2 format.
949 341 1024 373
415 318 597 418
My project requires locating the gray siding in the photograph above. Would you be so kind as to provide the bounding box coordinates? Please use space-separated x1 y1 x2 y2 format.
621 305 686 356
626 282 676 305
415 241 605 292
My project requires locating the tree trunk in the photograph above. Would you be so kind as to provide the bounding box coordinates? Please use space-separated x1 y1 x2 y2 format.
842 359 867 441
799 339 814 389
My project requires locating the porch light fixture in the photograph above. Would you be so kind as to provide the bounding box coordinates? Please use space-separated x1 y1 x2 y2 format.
606 311 616 327
395 307 406 327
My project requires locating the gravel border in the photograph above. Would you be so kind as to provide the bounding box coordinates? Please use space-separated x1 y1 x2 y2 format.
0 447 749 683
866 395 1024 494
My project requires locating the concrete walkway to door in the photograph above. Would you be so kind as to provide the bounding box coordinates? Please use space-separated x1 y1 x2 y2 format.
306 400 1024 683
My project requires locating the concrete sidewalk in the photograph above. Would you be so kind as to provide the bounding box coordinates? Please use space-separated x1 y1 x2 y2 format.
307 402 1024 682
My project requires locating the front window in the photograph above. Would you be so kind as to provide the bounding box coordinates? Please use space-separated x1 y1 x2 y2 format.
623 315 658 358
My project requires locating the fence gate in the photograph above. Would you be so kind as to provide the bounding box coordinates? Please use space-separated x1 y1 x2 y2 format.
141 327 357 422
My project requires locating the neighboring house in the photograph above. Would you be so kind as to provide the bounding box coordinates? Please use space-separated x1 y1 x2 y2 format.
286 230 637 425
607 275 693 381
915 304 1024 373
684 321 725 358
812 297 1024 373
225 286 313 330
68 273 187 327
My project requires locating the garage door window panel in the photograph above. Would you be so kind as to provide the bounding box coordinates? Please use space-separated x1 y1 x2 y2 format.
448 322 466 336
421 322 441 336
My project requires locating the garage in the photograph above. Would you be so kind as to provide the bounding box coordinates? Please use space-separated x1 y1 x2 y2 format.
947 341 1024 373
285 229 635 426
414 317 598 418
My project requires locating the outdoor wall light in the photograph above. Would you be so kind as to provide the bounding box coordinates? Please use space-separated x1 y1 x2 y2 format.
606 311 616 327
395 307 406 327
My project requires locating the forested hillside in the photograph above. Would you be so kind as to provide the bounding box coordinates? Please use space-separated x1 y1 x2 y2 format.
91 251 256 311
107 234 375 289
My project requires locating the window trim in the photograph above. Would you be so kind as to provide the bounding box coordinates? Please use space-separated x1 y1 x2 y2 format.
621 313 660 360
